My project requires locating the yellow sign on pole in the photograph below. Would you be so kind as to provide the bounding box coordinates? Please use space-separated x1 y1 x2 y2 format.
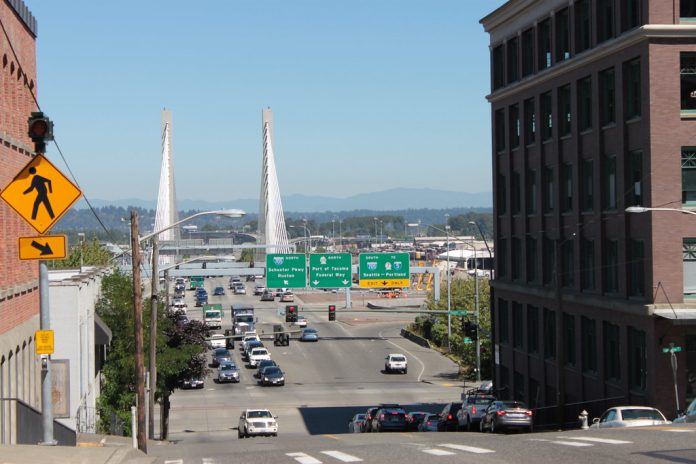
0 154 82 235
35 330 54 355
18 235 67 260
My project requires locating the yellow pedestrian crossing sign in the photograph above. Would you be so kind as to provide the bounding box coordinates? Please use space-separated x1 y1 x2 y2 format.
0 154 81 235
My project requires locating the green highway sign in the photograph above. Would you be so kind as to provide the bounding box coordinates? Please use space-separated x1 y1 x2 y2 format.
358 252 410 288
309 253 352 288
450 310 468 316
662 346 683 353
266 253 307 288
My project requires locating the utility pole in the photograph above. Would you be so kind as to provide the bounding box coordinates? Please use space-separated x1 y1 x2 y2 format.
148 236 159 440
131 212 147 453
39 261 56 446
473 245 481 382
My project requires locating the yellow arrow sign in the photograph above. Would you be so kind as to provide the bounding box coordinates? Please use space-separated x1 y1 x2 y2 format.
359 278 411 288
18 235 67 260
0 154 82 235
35 330 54 355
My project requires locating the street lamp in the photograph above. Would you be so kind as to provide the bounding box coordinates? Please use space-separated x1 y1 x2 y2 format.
429 223 452 353
374 217 378 247
466 238 482 382
469 221 493 279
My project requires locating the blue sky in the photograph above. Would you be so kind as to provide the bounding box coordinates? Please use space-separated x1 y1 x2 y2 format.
26 0 506 203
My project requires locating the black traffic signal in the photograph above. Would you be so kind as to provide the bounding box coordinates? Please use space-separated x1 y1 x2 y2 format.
328 305 336 321
285 305 298 323
27 112 54 153
463 320 478 341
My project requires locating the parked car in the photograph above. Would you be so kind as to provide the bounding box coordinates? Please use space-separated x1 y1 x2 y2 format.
255 360 278 378
217 362 240 383
364 407 381 432
238 409 278 438
591 406 670 428
280 291 295 302
384 353 408 374
258 366 285 386
260 290 275 301
295 315 308 328
348 413 367 433
209 334 226 349
437 402 463 431
211 347 232 367
181 376 204 389
480 401 534 433
254 285 266 296
457 393 496 431
674 398 696 423
418 413 440 432
370 407 408 432
299 327 319 342
406 411 429 431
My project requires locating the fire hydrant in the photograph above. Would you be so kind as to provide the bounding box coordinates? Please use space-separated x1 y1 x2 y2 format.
579 410 589 430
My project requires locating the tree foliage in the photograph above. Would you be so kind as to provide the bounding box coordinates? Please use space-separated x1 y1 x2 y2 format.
49 237 114 269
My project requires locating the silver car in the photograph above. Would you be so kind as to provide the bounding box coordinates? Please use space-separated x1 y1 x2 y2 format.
591 406 670 428
217 362 240 383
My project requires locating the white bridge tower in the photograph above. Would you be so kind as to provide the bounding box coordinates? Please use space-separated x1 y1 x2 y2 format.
154 108 180 263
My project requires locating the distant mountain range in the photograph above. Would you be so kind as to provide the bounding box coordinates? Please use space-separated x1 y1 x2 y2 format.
75 188 492 213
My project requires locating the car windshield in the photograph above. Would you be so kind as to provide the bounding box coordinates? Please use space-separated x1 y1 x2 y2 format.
304 329 317 334
470 396 496 405
264 367 281 375
214 348 228 355
251 349 268 355
621 409 664 421
205 311 221 318
248 410 272 418
501 401 527 409
355 414 366 420
220 364 236 370
391 356 406 362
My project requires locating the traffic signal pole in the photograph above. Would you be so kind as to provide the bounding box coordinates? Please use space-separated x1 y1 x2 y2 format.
131 212 147 453
39 261 56 446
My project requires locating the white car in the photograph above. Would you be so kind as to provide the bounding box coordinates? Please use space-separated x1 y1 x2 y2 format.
295 315 308 328
248 347 271 367
385 353 408 374
241 334 260 353
209 334 226 349
591 406 670 428
238 409 278 438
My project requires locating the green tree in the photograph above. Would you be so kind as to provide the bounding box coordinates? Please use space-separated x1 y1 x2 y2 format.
49 237 113 269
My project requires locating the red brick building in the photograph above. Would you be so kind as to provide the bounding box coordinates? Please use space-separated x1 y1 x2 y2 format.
482 0 696 427
0 0 40 443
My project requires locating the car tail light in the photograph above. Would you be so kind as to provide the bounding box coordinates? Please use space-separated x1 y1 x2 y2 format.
380 414 385 420
392 411 398 415
525 410 533 416
426 421 431 426
447 414 453 420
496 410 507 416
367 415 372 421
357 421 363 425
472 406 477 414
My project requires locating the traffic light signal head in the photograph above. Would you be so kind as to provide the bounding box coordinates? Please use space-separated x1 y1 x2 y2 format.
27 112 54 153
285 305 298 323
328 305 336 321
463 320 478 341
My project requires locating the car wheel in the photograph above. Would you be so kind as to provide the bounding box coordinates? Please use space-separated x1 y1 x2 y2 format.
491 419 497 434
480 420 485 433
528 425 533 433
403 368 407 374
467 417 473 432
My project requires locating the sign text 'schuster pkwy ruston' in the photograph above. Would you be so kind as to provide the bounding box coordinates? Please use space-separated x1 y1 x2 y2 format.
358 252 410 288
266 253 307 288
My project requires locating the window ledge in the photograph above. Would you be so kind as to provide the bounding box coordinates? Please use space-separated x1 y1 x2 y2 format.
601 122 617 130
542 138 553 144
625 116 642 125
579 128 594 135
560 134 572 140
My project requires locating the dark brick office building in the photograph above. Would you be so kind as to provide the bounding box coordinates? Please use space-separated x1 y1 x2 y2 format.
481 0 696 426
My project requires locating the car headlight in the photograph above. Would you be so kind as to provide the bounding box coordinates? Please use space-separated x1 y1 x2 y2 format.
264 377 269 381
279 377 285 381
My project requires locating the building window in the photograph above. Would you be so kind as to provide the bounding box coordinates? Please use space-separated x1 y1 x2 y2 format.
497 172 507 214
538 19 552 70
581 316 597 373
575 0 591 54
628 326 646 391
543 237 555 286
682 147 696 204
581 238 596 291
562 163 573 211
499 299 509 344
620 0 640 32
527 169 537 214
527 236 538 283
541 91 553 141
544 308 556 360
604 239 619 293
599 68 615 126
522 28 535 77
512 171 521 214
683 239 696 296
513 302 524 349
603 155 617 210
555 8 571 62
624 58 641 119
493 44 505 90
629 151 643 206
495 109 506 152
597 0 615 43
510 104 520 149
561 239 575 287
498 238 507 278
682 0 696 19
543 166 555 213
578 76 592 131
628 239 645 297
603 321 621 381
681 53 696 113
528 305 539 354
507 37 519 83
524 98 536 144
582 159 594 211
512 237 521 280
564 313 576 366
559 84 572 136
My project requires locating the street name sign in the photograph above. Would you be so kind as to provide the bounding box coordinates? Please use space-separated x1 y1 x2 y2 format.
266 253 307 288
18 235 67 260
35 329 54 355
309 253 352 288
0 154 82 234
450 310 469 316
358 252 410 288
662 346 683 353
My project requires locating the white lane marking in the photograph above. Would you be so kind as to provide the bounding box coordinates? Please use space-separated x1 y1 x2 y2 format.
562 436 633 444
164 460 183 464
439 443 495 453
663 429 696 433
422 448 456 456
202 458 218 464
321 450 363 462
206 388 216 391
287 452 323 464
378 329 426 382
550 440 594 447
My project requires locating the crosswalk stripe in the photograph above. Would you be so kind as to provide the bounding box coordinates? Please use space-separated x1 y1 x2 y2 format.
422 448 456 456
287 452 323 464
550 440 593 447
562 437 632 444
439 443 495 454
321 450 363 462
164 460 183 464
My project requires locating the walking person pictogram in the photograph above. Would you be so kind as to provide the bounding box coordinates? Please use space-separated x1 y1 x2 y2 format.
23 166 54 220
